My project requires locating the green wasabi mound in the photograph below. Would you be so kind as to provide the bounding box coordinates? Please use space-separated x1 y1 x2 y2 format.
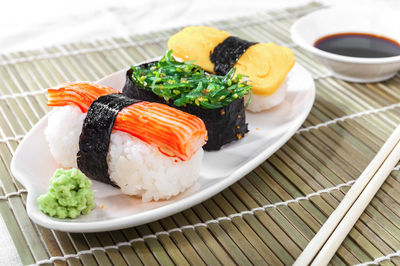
37 168 95 219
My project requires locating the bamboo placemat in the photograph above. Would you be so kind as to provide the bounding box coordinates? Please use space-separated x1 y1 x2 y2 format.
1 2 400 265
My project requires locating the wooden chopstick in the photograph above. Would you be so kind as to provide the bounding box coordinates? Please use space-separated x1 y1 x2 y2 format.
294 124 400 266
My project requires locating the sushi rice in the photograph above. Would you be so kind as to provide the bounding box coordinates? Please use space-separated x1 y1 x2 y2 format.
244 77 288 112
46 105 203 202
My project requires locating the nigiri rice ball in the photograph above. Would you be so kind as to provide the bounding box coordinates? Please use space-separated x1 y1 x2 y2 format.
244 77 288 112
45 105 203 202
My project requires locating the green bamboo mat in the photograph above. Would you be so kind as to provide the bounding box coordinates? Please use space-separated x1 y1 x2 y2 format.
1 2 400 265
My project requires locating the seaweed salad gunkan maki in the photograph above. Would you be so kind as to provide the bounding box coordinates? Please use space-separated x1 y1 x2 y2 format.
122 50 252 150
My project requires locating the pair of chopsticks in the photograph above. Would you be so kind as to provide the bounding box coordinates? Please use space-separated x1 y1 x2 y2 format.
294 125 400 266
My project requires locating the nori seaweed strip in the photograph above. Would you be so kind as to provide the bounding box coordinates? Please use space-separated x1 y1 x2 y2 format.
210 36 256 76
77 93 141 186
123 68 248 150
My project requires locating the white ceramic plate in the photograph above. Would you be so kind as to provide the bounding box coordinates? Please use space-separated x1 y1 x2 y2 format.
11 62 315 232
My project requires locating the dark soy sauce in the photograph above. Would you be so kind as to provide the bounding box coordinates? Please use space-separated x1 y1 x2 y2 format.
314 32 400 58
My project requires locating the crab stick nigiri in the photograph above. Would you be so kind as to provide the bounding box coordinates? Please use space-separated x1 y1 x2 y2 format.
46 82 207 201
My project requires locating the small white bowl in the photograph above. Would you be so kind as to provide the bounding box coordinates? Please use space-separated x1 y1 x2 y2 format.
291 7 400 83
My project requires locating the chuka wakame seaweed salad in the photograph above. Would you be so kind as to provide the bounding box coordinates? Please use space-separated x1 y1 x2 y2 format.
122 50 252 150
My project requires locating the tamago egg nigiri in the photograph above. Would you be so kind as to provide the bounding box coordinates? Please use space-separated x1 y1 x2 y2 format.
168 26 295 112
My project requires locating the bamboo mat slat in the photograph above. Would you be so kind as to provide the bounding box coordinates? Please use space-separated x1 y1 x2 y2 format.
2 2 400 265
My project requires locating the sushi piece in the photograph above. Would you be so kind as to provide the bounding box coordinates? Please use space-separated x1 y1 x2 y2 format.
122 51 251 151
46 82 207 201
168 26 295 112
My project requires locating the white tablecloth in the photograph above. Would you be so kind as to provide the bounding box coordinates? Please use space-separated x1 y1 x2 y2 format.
1 0 322 53
0 0 368 264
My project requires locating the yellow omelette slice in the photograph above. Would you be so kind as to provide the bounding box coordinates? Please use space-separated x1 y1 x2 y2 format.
234 43 294 96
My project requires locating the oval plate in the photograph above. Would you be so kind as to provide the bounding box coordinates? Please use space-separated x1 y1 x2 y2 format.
11 62 315 232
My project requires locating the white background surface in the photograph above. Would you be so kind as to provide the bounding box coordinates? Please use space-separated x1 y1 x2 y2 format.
1 0 317 54
0 0 394 264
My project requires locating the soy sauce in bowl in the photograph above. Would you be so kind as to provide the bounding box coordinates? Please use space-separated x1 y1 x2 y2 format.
314 33 400 58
